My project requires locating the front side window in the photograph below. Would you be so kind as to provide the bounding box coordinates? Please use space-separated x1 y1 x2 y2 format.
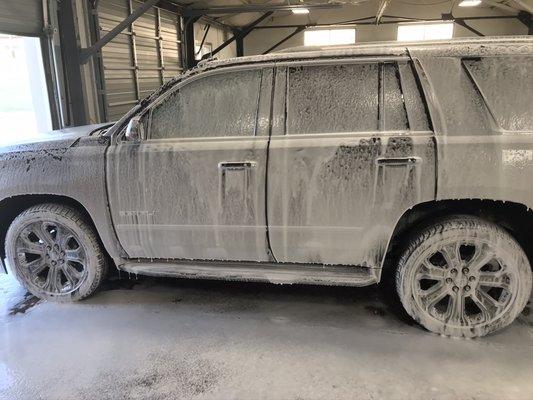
150 69 262 139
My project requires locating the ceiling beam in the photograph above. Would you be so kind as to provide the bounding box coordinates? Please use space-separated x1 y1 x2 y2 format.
251 14 517 29
454 19 485 36
206 12 274 59
184 3 342 17
514 0 533 13
375 0 390 25
481 0 519 13
262 26 306 54
157 0 233 31
442 13 486 36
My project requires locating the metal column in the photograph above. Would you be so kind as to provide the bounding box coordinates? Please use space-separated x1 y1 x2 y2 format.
58 0 87 125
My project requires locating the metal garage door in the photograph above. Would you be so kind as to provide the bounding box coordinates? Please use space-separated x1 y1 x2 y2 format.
0 0 43 36
97 0 182 121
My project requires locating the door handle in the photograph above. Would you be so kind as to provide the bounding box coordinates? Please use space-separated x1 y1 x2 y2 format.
372 156 423 207
218 161 257 170
218 161 257 210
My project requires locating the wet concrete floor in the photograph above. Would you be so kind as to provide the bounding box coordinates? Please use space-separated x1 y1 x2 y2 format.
1 271 532 400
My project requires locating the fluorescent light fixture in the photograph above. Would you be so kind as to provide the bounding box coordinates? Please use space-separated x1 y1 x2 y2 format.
304 28 356 46
458 0 482 6
292 8 310 14
397 22 453 41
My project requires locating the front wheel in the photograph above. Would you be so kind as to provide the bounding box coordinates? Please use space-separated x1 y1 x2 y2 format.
396 216 532 338
5 203 107 301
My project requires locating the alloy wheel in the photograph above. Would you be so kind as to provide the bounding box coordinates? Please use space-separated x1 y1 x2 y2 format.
412 240 515 327
14 221 88 295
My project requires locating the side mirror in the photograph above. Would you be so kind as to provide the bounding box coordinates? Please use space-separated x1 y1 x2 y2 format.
125 116 145 142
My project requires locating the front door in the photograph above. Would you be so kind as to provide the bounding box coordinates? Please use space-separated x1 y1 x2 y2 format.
107 67 273 261
267 60 436 267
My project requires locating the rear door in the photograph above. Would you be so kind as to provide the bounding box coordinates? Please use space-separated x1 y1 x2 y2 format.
267 59 436 267
107 67 273 261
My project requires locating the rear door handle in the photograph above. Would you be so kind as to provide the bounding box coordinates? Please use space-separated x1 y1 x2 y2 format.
375 157 422 166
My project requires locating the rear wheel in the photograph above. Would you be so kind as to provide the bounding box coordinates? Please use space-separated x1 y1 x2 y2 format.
396 216 531 338
5 203 107 301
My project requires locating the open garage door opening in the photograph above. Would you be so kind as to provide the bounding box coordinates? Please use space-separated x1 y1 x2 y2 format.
0 34 52 145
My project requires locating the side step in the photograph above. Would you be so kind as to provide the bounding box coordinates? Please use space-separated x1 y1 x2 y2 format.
118 260 378 287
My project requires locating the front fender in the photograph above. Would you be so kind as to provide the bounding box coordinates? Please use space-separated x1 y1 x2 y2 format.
0 136 125 263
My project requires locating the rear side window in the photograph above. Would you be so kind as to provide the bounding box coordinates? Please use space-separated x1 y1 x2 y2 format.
382 63 408 131
463 57 533 132
149 69 261 139
285 62 430 135
398 63 431 131
287 63 379 134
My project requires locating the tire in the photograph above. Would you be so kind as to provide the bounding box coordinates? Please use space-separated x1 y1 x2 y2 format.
5 203 107 302
396 215 532 338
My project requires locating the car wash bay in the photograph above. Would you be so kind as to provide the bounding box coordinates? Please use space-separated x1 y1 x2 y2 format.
1 1 533 399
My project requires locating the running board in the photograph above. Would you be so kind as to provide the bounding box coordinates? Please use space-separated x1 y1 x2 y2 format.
118 260 378 287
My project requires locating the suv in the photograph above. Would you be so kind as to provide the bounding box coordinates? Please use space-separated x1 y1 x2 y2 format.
1 37 531 338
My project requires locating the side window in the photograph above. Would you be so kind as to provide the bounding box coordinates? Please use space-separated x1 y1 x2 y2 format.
382 63 409 131
287 63 379 134
149 69 262 139
463 56 533 132
418 57 491 135
285 62 430 135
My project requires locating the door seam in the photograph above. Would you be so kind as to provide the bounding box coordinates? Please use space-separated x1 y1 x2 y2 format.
265 68 278 263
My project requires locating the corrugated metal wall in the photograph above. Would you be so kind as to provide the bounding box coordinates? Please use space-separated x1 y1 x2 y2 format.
97 0 182 121
0 0 43 36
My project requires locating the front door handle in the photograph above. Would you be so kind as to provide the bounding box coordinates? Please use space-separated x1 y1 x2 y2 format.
218 161 256 171
218 161 257 210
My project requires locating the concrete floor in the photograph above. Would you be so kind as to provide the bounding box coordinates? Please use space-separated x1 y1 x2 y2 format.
1 271 532 400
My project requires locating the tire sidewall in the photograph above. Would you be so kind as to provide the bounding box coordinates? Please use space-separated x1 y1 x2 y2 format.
6 208 101 302
397 218 532 338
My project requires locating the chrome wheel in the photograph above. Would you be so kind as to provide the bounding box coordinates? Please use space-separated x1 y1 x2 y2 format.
14 220 88 295
412 239 516 328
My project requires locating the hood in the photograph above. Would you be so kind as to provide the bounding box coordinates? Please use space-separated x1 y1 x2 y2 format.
0 122 113 150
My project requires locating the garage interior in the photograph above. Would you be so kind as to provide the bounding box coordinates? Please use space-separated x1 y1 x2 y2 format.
0 1 532 399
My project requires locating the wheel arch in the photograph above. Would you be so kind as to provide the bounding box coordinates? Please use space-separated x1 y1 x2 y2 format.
382 199 533 275
0 194 112 265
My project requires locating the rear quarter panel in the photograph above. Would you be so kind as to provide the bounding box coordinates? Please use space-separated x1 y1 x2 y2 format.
411 44 533 210
437 134 533 208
